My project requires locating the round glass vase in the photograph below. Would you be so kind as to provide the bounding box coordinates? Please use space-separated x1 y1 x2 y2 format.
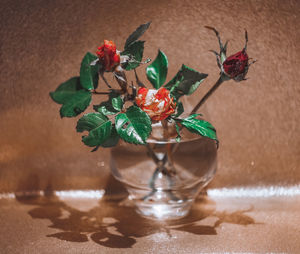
110 121 217 220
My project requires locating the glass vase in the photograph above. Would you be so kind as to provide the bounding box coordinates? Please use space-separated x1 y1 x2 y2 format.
110 121 217 220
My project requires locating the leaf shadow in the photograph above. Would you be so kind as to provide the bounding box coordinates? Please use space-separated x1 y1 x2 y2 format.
16 192 260 249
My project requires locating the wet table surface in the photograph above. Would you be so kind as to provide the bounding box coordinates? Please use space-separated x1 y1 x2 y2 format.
0 193 300 253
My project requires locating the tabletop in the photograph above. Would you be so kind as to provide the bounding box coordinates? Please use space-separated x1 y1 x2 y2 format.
1 190 299 253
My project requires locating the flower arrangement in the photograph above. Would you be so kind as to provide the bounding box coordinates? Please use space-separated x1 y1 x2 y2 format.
50 22 255 150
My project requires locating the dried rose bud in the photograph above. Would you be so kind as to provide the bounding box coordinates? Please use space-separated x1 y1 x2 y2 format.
222 49 249 81
205 26 255 82
96 40 120 72
135 87 176 121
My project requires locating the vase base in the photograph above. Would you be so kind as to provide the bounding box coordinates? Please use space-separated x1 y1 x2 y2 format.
134 199 193 220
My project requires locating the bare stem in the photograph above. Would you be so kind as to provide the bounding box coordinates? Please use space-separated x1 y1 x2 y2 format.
100 73 112 88
134 69 144 87
190 75 224 115
92 90 110 95
161 119 169 140
114 70 128 93
161 120 175 174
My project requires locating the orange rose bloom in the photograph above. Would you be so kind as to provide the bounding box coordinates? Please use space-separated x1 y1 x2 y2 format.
96 40 120 72
135 87 176 121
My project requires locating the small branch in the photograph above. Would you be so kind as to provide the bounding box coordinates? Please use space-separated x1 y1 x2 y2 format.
190 75 225 115
142 167 159 201
161 119 169 140
100 72 112 88
114 70 128 93
205 26 223 50
244 29 248 51
134 69 145 87
161 119 176 175
92 90 110 95
146 144 160 164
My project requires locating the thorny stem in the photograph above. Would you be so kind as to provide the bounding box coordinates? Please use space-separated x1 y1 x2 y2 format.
190 75 225 115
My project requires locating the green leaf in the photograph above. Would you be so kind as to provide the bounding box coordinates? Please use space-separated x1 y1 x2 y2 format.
164 65 208 99
95 101 117 116
121 40 144 70
115 106 152 145
179 114 218 141
174 101 184 117
175 122 181 142
124 22 151 49
50 77 92 118
93 92 123 115
60 90 92 118
80 52 99 90
220 40 228 63
50 77 81 104
146 50 168 89
111 94 123 111
91 126 120 151
100 125 119 147
76 113 112 147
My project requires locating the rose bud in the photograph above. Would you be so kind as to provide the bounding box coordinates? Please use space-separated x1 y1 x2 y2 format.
205 26 256 82
96 40 120 72
222 49 249 81
135 87 176 121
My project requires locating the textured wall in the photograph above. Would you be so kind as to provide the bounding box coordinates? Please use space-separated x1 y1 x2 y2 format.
0 0 299 192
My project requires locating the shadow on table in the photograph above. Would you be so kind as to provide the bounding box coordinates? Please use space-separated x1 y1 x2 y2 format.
16 182 258 249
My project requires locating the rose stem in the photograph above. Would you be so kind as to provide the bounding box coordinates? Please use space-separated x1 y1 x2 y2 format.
161 119 180 201
92 91 110 95
143 145 161 200
114 70 128 93
134 69 144 87
100 73 112 88
161 120 172 165
190 75 224 115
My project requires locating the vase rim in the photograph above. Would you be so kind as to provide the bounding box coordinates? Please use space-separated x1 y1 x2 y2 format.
146 121 210 144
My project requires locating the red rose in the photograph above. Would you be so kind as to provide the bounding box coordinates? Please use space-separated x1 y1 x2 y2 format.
96 40 120 72
135 87 176 121
222 49 249 81
205 26 255 82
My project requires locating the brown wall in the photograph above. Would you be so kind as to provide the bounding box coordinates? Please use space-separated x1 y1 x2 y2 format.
0 0 299 192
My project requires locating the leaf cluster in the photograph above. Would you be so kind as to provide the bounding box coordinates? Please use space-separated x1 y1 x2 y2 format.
50 23 154 149
50 22 218 150
121 22 151 70
144 49 217 143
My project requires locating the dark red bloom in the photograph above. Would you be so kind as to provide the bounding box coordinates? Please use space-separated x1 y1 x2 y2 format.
96 40 120 72
222 49 249 81
205 26 255 82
